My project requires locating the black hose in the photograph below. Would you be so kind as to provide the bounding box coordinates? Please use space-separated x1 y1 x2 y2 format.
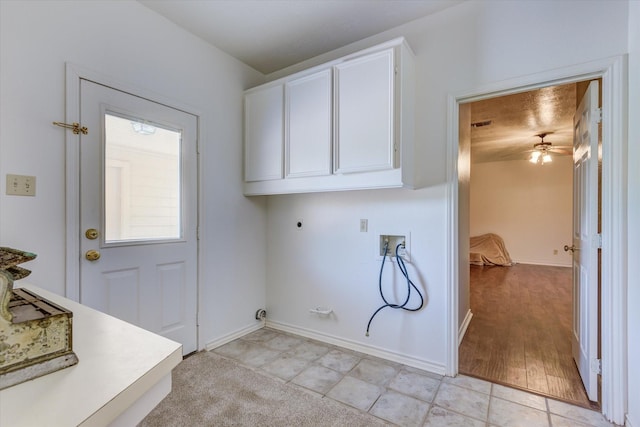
366 242 424 336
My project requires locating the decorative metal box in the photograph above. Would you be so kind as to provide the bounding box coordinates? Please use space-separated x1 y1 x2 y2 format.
0 247 78 389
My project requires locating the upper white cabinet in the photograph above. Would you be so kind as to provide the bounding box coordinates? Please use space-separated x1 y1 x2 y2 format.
334 49 395 174
244 83 283 182
243 38 415 195
286 69 332 178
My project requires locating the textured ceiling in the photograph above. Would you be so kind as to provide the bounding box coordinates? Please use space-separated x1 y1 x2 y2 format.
470 83 577 163
138 0 463 74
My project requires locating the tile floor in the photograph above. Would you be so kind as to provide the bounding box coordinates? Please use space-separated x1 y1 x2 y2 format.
212 328 616 427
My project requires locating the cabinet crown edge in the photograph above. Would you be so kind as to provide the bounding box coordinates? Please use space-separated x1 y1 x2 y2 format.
245 37 413 92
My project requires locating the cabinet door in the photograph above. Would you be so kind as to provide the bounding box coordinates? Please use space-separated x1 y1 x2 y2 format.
286 69 332 178
244 84 284 182
334 49 395 174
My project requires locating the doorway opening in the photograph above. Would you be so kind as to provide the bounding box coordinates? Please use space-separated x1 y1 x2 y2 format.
457 80 601 409
448 55 626 425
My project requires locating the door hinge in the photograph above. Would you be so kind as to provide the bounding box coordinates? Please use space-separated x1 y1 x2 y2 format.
595 107 602 124
591 358 602 375
596 233 602 249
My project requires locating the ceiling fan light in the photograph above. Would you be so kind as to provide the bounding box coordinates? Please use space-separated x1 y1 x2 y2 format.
542 153 552 163
530 151 541 163
131 121 156 135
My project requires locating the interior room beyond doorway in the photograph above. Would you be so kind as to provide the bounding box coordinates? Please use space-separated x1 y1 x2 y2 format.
460 264 595 408
458 81 600 409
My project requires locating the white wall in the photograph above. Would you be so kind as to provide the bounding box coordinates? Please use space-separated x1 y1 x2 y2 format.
626 2 639 426
1 1 635 420
0 0 267 350
266 187 448 369
470 158 573 267
264 0 629 375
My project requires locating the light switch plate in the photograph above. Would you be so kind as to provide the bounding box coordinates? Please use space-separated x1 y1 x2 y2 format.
6 174 36 196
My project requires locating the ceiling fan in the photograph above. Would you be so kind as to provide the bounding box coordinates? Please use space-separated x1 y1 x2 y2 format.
528 133 571 164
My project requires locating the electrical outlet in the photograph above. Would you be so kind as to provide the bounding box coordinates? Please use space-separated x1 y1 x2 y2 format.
6 174 36 196
360 219 368 232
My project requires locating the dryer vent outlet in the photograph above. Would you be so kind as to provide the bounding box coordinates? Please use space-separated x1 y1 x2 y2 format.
255 309 266 320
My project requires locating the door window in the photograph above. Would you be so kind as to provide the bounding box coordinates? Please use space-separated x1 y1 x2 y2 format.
104 113 182 244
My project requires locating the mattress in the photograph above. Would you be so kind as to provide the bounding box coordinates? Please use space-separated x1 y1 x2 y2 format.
469 233 513 266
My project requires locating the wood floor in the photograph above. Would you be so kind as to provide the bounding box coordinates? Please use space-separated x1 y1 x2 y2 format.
459 264 597 409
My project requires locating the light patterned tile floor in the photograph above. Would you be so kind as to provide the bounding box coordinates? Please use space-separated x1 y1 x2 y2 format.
212 328 616 427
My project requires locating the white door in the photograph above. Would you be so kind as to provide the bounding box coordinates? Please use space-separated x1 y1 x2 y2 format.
570 80 600 401
79 79 198 355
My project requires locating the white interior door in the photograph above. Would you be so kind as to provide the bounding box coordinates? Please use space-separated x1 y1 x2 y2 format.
571 80 600 401
79 79 198 355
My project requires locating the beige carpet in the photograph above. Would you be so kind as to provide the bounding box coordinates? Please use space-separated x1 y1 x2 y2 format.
139 351 388 426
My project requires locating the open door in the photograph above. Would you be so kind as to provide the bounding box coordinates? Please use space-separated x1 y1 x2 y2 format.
569 80 600 401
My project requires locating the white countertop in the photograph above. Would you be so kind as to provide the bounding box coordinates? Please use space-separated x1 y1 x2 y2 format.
0 284 182 427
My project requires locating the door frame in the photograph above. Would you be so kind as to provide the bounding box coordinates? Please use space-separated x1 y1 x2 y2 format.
446 55 627 423
63 62 202 343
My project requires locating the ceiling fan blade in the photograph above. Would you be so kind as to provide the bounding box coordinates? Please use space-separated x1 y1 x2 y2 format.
549 147 572 155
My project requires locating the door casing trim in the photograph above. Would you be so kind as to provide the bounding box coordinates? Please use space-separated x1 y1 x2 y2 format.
445 55 628 423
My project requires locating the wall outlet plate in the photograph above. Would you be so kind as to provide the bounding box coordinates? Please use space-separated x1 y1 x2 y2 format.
6 174 36 196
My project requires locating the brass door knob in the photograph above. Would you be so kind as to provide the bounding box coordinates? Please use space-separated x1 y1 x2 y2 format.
85 228 99 240
85 249 101 261
564 244 576 252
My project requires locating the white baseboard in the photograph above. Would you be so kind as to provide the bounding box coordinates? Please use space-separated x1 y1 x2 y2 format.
204 321 264 351
512 260 572 268
265 319 446 376
458 309 473 346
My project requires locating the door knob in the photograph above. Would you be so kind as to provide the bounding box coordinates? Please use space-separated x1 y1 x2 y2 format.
564 244 576 252
85 249 101 261
85 228 99 240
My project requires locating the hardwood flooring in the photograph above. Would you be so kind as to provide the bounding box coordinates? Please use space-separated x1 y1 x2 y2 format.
459 263 597 409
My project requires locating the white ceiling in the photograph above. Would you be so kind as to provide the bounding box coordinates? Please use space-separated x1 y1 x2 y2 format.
138 0 463 74
138 0 578 164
